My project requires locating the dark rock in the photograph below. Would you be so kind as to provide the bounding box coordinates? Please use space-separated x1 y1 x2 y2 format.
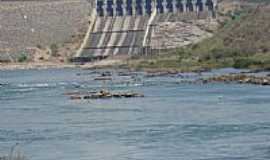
66 90 144 100
94 77 112 81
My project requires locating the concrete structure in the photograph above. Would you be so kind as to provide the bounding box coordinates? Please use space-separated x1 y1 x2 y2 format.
94 0 217 17
77 0 217 59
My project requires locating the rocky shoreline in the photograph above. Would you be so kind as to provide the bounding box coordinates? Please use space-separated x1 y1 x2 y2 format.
1 61 270 86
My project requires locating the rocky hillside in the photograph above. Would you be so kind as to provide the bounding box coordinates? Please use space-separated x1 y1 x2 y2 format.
0 0 90 62
150 19 218 50
188 3 270 68
128 1 270 71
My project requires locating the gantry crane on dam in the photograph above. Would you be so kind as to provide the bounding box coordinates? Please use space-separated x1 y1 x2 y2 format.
74 0 217 62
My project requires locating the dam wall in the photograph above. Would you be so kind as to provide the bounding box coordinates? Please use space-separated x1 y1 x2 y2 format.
81 16 149 57
77 0 218 59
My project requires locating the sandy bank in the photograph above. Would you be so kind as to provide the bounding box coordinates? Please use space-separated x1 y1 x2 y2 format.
0 58 126 71
0 62 76 71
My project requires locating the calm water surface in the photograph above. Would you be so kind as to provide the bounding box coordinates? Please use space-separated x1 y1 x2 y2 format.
0 68 270 160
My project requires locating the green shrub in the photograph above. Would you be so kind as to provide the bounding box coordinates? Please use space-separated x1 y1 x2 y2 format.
176 48 190 62
50 43 58 57
210 48 242 60
233 58 262 68
17 53 28 62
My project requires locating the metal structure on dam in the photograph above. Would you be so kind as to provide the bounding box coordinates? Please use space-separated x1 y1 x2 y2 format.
76 0 217 60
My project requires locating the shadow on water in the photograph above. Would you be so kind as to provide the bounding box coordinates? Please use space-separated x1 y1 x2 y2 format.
1 144 28 160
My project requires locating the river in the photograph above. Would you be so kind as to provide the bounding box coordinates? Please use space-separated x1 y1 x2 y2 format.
0 68 270 160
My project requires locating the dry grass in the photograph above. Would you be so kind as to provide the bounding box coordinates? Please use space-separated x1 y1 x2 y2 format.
0 0 90 62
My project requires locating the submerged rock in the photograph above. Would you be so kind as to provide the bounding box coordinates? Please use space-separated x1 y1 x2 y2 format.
94 77 112 81
65 90 144 100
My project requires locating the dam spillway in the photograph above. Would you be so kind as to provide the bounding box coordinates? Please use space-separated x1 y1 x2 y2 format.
81 16 149 57
77 0 217 60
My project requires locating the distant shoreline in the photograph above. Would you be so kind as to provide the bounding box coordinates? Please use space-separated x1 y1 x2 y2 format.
0 59 125 71
0 62 76 71
1 58 270 74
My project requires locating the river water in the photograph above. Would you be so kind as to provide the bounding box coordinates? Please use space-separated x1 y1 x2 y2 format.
0 68 270 160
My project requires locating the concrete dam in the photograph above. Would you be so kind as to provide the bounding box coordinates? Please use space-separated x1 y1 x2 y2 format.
76 0 217 60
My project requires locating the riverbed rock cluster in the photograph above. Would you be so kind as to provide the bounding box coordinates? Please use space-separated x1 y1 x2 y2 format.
202 74 270 85
65 90 144 100
143 70 270 86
